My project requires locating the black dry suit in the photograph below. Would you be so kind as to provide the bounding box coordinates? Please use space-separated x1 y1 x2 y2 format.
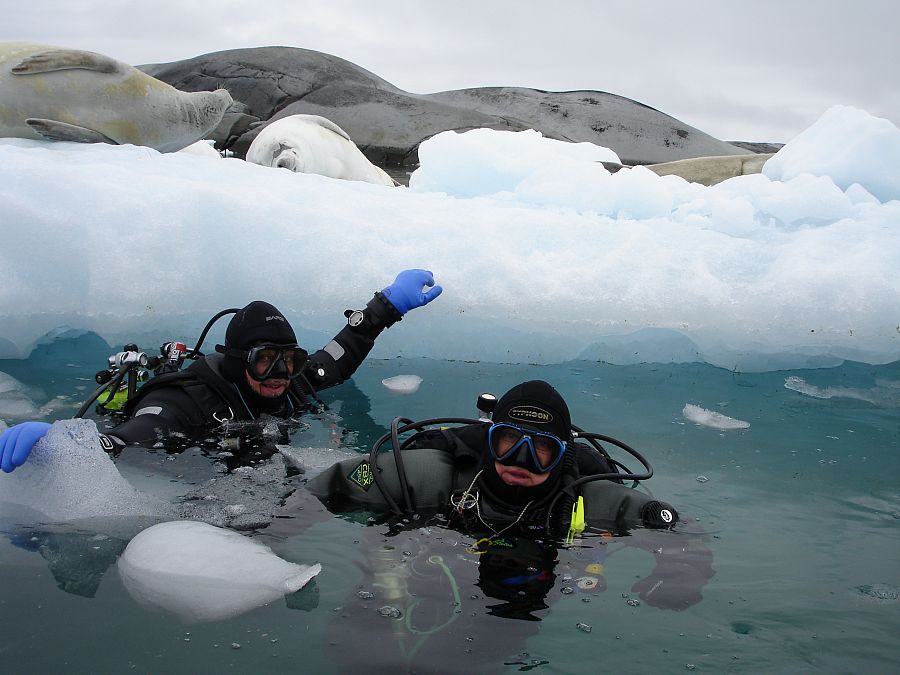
101 293 402 456
306 421 679 539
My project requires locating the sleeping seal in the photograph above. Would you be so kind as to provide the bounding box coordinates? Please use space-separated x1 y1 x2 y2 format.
644 153 776 186
246 114 397 186
0 42 232 152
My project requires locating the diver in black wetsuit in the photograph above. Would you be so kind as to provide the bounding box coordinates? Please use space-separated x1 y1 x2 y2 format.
308 379 714 610
0 269 442 469
304 379 714 673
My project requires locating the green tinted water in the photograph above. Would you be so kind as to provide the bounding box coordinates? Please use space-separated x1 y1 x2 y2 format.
1 342 898 673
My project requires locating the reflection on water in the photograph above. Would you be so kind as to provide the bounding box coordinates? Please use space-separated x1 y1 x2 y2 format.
1 336 899 673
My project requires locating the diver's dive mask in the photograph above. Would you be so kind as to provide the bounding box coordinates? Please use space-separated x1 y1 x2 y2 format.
218 343 309 381
488 422 567 473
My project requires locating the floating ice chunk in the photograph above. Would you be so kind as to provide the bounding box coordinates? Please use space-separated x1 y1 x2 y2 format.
682 404 750 430
175 456 293 530
382 375 423 394
0 419 174 523
0 371 40 420
117 520 321 622
783 376 879 405
276 444 359 474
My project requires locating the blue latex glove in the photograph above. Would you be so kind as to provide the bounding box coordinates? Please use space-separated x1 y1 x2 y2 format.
381 269 443 315
0 422 51 473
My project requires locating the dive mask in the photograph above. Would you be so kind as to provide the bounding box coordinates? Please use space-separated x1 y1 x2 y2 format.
218 343 309 381
488 422 567 473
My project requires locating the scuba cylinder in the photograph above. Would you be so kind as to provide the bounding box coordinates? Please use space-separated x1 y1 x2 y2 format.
74 308 240 419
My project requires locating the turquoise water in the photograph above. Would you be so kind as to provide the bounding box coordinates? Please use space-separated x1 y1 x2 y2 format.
1 336 899 673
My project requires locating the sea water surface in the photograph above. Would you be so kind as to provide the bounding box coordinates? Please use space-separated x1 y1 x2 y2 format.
1 337 898 673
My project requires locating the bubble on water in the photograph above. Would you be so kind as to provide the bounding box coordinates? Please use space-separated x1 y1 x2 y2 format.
576 576 599 591
231 643 241 650
378 605 403 618
576 622 592 633
626 598 640 606
696 475 709 483
560 586 575 595
856 583 899 601
357 590 375 600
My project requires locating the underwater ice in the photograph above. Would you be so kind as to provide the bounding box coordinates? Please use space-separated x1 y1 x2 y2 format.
0 372 38 419
0 104 898 371
117 520 320 622
682 404 750 430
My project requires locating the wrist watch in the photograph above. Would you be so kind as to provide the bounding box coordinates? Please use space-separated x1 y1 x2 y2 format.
345 309 365 328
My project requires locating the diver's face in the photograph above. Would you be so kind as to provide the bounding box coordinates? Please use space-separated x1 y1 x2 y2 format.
494 461 550 488
244 370 289 398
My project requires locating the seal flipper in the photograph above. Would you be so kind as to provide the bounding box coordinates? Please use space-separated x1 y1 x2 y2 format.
25 119 118 145
11 49 121 75
310 116 352 141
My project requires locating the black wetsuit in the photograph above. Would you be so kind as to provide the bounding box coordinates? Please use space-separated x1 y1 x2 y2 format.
307 422 679 536
306 423 715 614
100 292 401 455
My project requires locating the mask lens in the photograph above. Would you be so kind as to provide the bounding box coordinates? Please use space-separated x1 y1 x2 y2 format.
285 347 309 375
252 348 278 377
532 435 560 468
491 426 526 459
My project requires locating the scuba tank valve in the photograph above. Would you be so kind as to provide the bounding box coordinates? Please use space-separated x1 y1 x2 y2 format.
477 393 497 421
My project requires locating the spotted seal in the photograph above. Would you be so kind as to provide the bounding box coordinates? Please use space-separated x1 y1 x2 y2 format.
0 42 232 152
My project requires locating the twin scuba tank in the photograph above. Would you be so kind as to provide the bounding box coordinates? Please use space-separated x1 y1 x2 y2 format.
77 307 241 419
80 341 189 417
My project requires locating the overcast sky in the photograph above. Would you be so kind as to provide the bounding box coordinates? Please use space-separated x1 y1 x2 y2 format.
4 0 897 143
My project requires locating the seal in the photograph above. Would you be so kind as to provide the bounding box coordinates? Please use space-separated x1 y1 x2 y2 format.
644 153 776 186
0 42 233 152
246 114 397 186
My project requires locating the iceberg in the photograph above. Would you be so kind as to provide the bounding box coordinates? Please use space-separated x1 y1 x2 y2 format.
1 106 898 371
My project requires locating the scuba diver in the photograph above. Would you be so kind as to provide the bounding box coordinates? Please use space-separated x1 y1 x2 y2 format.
304 380 714 672
307 379 714 610
0 269 442 470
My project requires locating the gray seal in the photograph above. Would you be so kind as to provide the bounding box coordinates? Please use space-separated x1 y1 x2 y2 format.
0 42 233 152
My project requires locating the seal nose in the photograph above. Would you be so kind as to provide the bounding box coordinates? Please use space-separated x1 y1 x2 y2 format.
273 146 297 171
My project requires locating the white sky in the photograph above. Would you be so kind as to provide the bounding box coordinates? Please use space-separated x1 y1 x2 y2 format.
3 1 898 143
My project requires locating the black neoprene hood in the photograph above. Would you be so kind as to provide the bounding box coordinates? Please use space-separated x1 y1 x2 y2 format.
492 380 572 441
225 301 297 349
